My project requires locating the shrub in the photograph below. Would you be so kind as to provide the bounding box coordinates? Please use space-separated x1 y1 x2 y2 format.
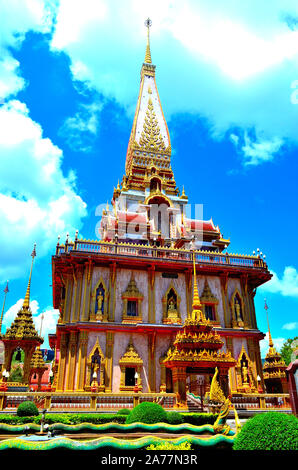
166 411 184 425
117 408 131 416
17 401 39 417
181 413 218 426
233 412 298 451
126 402 167 424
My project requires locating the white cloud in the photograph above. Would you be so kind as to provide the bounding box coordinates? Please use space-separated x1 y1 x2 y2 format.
0 100 87 281
230 131 284 165
2 298 59 349
50 0 298 163
282 322 298 330
259 266 298 297
260 332 286 357
59 100 104 152
0 0 55 100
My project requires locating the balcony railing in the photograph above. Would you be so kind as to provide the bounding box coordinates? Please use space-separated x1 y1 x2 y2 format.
55 239 268 271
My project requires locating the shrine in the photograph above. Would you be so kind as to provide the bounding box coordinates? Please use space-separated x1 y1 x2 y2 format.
0 21 275 411
48 20 271 401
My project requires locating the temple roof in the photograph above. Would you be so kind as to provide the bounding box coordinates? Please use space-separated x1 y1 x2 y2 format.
30 346 47 370
2 245 43 344
125 20 171 177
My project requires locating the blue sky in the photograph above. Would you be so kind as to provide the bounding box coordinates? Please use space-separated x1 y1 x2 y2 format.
0 0 298 354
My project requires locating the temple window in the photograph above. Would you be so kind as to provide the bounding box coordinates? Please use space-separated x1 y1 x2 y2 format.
127 300 138 317
122 275 143 324
204 304 216 321
200 280 220 325
119 340 143 391
125 367 136 386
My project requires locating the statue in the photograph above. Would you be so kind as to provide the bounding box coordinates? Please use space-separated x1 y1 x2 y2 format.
235 300 242 322
168 297 176 312
96 290 104 320
242 364 249 385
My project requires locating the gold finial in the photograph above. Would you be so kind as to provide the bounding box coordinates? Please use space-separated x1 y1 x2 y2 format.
39 313 44 338
264 299 273 348
192 251 201 310
23 244 36 309
144 18 152 64
0 281 9 335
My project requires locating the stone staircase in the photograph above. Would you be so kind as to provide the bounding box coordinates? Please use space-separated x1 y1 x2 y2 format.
187 394 203 412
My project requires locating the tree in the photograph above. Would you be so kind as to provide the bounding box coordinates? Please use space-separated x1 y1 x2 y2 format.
280 337 298 365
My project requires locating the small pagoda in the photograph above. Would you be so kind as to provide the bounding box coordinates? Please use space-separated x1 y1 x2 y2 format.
164 253 236 406
29 346 47 391
29 313 47 391
263 301 287 393
1 245 43 385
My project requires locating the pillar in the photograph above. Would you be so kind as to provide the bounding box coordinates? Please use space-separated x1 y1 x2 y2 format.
220 275 231 328
148 333 156 392
66 331 78 391
57 332 68 391
64 275 73 323
109 262 117 321
172 366 187 403
76 330 89 391
226 337 237 392
105 331 114 392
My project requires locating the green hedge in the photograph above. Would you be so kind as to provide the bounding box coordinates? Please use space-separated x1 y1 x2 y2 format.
166 411 184 425
126 402 167 424
116 408 131 416
0 413 126 425
0 411 217 426
181 413 218 425
233 412 298 451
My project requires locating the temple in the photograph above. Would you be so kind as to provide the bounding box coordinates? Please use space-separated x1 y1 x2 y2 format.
0 21 277 410
47 20 272 404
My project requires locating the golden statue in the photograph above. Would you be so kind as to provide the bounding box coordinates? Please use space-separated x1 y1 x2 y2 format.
235 300 242 322
242 364 249 385
168 297 176 312
96 291 104 320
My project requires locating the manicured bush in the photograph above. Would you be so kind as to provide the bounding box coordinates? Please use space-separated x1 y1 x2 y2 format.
126 401 167 424
116 408 131 416
17 401 39 417
233 412 298 451
166 411 184 425
180 413 218 426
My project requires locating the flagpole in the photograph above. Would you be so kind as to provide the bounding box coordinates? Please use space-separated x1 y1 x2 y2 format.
0 281 9 335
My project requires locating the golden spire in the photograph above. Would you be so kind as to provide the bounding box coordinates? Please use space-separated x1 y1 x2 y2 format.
144 18 152 64
190 249 205 322
0 281 9 335
23 244 36 309
264 299 273 348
